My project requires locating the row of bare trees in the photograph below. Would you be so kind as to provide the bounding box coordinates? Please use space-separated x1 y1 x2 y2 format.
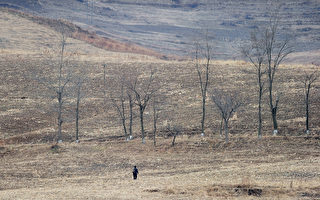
107 67 159 144
241 17 319 138
194 39 245 142
36 16 318 145
241 17 293 138
195 15 318 142
34 26 87 143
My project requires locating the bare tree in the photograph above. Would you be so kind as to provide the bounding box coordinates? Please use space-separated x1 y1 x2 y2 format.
300 70 318 134
242 30 267 139
194 32 212 136
108 69 138 141
55 32 70 143
127 90 134 140
110 79 129 140
127 69 158 143
211 90 243 143
74 75 86 143
112 69 137 140
35 28 73 143
264 16 293 135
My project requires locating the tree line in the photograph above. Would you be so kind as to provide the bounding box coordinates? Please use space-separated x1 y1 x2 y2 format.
36 15 318 145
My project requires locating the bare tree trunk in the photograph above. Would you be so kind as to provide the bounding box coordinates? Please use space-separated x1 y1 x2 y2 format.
305 84 310 133
153 123 157 146
152 101 158 146
268 72 277 135
258 81 263 139
57 92 63 142
258 95 262 139
57 61 63 143
224 119 229 143
271 106 278 134
219 115 223 138
128 93 133 139
120 86 128 140
76 93 80 141
201 93 206 136
270 93 279 136
121 117 128 140
75 88 80 142
172 134 177 146
139 106 145 143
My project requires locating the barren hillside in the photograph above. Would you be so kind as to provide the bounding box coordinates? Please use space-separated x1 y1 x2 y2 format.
1 0 319 63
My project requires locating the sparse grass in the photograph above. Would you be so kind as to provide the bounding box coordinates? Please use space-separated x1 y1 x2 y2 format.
0 55 319 141
0 9 163 63
0 6 320 200
0 136 319 199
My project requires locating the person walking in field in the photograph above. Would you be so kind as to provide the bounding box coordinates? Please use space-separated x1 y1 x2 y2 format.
133 166 139 180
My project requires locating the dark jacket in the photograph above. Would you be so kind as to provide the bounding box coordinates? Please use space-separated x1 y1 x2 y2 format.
133 167 139 175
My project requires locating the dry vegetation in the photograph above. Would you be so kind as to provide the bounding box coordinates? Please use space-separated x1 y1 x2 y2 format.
0 9 162 62
0 136 319 199
0 8 165 59
0 6 320 200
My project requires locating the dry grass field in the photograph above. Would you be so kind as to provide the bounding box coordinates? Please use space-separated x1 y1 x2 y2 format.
0 9 161 62
0 6 320 200
0 136 319 199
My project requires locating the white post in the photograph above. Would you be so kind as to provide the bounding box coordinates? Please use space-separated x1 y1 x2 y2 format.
273 129 278 136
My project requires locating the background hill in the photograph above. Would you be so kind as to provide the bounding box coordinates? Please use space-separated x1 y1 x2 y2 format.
0 0 319 63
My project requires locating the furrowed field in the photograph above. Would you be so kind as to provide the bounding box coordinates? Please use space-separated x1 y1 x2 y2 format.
0 55 319 199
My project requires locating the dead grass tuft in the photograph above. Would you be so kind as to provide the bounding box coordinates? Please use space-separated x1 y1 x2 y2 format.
144 188 161 193
163 188 176 195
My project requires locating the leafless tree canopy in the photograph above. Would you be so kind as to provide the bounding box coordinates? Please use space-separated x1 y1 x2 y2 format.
193 31 213 136
211 90 243 143
241 29 268 139
264 15 293 135
299 69 319 134
126 69 159 143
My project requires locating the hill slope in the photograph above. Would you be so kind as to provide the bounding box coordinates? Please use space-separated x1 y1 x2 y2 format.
0 8 164 58
1 0 319 62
